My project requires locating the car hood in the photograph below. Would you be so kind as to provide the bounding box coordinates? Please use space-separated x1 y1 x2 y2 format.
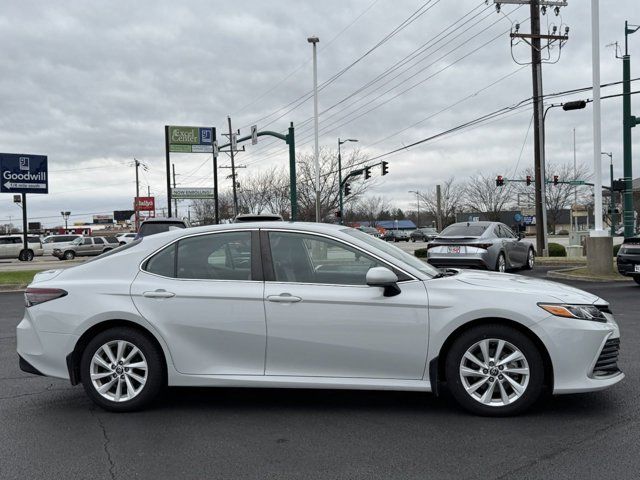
453 269 601 304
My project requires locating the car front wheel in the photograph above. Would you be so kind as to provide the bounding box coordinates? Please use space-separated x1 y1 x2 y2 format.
80 327 164 412
445 324 545 416
495 253 506 272
64 250 75 260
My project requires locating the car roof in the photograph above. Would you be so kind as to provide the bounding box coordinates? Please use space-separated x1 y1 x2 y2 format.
140 217 185 224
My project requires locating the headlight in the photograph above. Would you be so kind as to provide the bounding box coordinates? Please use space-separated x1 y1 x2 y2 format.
538 303 607 322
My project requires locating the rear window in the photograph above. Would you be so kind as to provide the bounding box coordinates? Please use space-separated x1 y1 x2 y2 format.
139 222 186 236
440 224 488 237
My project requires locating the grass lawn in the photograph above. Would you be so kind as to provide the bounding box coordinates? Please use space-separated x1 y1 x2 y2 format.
0 270 43 285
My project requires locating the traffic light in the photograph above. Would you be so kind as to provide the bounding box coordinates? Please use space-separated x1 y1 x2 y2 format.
496 175 504 187
364 166 371 180
381 161 389 176
526 175 531 186
344 182 351 196
553 175 559 186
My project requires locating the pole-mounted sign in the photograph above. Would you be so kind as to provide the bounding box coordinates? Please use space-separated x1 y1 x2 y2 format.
171 187 215 200
1 153 48 193
0 153 49 261
251 125 258 145
165 126 217 221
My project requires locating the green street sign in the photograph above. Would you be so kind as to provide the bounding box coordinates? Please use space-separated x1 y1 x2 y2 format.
169 126 200 145
568 180 586 185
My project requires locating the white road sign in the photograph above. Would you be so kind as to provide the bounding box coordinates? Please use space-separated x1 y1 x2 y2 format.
251 125 258 145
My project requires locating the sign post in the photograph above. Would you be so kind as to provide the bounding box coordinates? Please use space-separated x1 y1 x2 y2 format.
165 126 217 221
1 153 48 261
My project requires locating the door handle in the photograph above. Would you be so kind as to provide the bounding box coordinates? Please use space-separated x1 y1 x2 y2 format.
267 294 302 303
143 289 175 299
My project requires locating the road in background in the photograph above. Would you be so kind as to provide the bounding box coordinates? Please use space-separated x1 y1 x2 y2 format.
0 271 638 479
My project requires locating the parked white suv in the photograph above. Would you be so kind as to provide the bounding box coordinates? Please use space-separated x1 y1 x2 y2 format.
42 234 83 255
0 235 43 261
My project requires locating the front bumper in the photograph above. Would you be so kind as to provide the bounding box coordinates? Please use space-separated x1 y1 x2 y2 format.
531 313 624 394
616 254 640 277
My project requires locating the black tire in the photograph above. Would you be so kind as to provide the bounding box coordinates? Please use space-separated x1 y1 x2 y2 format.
494 253 506 272
412 238 416 242
522 248 535 270
634 276 640 286
445 324 545 416
64 250 75 260
80 327 165 412
17 250 25 261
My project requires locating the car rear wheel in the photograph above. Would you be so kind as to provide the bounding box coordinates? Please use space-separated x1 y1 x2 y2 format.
523 248 535 270
64 250 75 260
634 276 640 285
80 327 164 412
445 324 544 416
495 253 506 272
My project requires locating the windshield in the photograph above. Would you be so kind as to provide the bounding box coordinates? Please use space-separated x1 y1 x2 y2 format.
440 224 488 237
344 228 440 278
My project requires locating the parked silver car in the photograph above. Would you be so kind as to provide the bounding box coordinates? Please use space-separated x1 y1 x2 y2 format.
426 222 534 272
52 236 119 260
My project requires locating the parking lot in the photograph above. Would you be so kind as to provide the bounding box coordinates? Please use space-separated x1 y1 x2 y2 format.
0 267 638 480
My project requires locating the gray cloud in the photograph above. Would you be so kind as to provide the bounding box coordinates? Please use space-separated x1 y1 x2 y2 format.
0 0 638 225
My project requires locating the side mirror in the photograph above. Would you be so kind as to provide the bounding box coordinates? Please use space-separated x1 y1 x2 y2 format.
366 267 401 297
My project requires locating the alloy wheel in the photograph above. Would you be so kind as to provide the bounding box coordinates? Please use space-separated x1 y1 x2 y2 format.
497 254 506 273
459 338 530 407
527 250 534 269
90 340 148 403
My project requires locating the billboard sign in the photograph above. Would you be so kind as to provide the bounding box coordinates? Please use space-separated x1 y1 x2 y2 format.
172 187 215 199
93 215 114 225
0 153 48 194
114 210 135 222
169 126 213 153
134 196 155 211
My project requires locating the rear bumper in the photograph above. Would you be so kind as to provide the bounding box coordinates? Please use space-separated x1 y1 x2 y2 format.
427 252 491 270
16 310 77 380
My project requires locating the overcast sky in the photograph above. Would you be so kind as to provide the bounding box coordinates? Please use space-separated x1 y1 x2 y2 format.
0 0 638 227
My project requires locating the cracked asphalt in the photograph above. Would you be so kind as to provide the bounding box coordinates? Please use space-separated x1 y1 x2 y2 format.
0 269 638 479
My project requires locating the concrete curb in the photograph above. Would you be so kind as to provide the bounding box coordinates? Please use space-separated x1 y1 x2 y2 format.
0 284 27 293
547 267 632 283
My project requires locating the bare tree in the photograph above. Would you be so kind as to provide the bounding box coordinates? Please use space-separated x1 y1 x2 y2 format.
191 192 234 224
513 162 591 233
417 177 465 228
237 166 290 218
295 147 374 221
351 195 392 225
463 173 514 221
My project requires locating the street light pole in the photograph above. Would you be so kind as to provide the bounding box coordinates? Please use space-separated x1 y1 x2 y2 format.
591 0 605 235
338 138 358 224
60 211 70 232
408 190 420 228
308 35 320 222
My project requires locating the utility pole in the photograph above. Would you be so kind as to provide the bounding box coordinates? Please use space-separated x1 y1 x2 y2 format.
172 163 178 218
134 158 140 230
622 20 639 237
573 128 577 231
496 0 569 255
227 116 239 218
436 184 443 231
591 0 604 235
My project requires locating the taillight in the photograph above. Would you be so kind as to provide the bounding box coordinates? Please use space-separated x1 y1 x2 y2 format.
473 243 493 250
24 288 68 307
426 243 440 250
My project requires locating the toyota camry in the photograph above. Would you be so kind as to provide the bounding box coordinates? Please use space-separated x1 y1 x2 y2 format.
17 222 623 415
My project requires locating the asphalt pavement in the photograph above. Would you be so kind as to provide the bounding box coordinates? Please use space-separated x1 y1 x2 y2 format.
0 269 638 479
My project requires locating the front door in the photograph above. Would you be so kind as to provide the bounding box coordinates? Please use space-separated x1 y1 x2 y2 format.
130 230 266 375
262 231 429 380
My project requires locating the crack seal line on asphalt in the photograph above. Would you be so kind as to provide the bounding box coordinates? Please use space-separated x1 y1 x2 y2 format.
90 408 117 480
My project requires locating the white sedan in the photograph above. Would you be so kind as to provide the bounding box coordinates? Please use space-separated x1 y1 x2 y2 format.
17 222 623 415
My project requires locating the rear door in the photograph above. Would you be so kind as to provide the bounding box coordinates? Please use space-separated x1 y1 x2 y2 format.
130 230 266 375
500 225 527 267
